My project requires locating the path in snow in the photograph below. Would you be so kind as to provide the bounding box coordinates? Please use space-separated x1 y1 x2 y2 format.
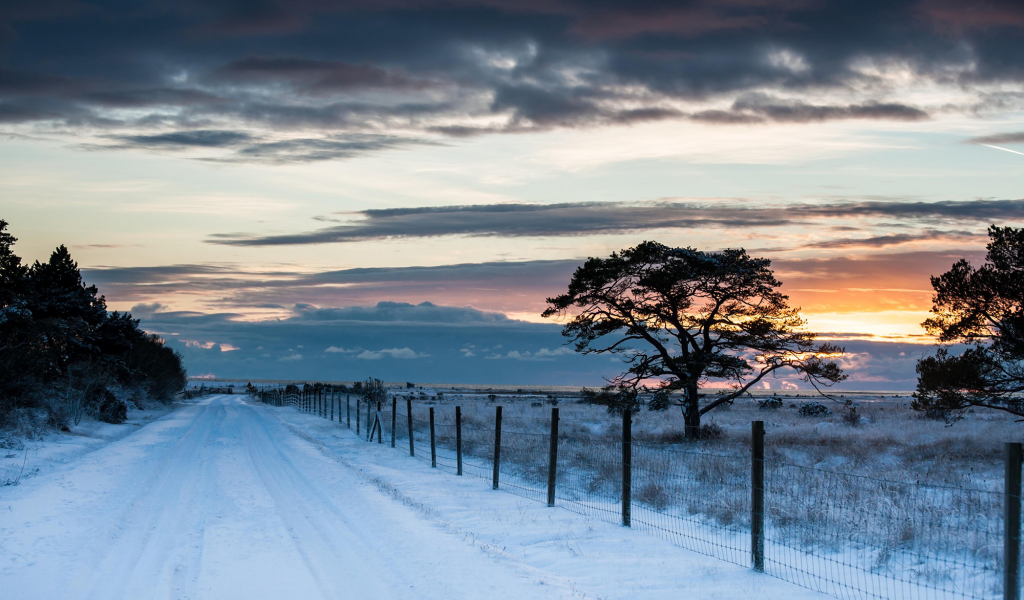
1 395 831 600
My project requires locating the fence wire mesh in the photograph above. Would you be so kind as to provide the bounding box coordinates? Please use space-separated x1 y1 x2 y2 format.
252 390 1017 600
764 461 1003 600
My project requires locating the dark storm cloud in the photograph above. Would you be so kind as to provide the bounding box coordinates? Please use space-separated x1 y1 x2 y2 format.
2 0 1023 161
208 198 1024 246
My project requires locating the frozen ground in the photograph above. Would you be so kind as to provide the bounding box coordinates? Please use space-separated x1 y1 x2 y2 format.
0 394 831 600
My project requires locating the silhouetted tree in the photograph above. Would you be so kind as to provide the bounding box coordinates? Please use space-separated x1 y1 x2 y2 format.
543 241 846 438
914 225 1024 422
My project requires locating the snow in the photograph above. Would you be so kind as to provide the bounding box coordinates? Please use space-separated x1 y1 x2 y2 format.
0 406 173 486
0 395 832 600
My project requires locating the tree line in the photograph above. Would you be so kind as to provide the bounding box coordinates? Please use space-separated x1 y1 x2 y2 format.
0 220 186 430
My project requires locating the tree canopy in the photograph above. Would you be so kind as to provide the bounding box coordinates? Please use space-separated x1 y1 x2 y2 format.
0 220 187 428
914 225 1024 422
543 241 845 438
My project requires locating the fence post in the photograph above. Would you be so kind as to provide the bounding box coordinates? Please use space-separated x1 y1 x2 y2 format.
346 393 351 428
456 406 463 476
493 406 503 490
391 397 397 448
407 398 414 457
356 397 360 436
330 389 334 421
1006 442 1022 600
622 408 631 527
547 407 559 507
752 420 765 572
430 407 436 468
377 402 383 444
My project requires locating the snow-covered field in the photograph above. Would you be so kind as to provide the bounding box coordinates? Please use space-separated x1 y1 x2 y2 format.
0 394 836 600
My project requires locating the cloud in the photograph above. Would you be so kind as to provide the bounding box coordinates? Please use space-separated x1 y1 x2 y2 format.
279 353 303 361
213 57 429 93
692 94 929 124
105 130 254 150
208 198 1024 246
83 260 580 318
85 130 431 164
784 229 987 250
325 346 357 353
129 302 170 318
485 346 574 361
966 132 1024 145
292 301 511 323
356 347 429 360
2 0 1022 163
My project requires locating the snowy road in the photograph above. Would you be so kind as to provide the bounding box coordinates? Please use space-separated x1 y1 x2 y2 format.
1 395 831 600
1 396 575 599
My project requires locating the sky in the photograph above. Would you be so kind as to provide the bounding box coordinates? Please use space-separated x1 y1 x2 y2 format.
2 0 1024 388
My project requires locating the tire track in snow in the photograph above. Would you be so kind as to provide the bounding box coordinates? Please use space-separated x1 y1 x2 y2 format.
67 401 220 600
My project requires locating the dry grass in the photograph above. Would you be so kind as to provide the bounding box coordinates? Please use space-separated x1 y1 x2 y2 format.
381 387 1013 592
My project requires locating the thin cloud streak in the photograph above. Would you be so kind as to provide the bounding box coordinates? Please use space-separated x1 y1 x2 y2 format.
208 198 1024 246
981 144 1024 157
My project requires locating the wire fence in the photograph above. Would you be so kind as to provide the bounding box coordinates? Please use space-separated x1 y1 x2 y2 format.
251 387 1018 600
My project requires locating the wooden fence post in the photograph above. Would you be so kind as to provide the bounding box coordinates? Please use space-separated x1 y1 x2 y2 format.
547 407 559 507
376 402 383 444
346 393 351 428
356 397 360 436
407 398 414 457
330 389 334 422
622 408 631 527
1006 442 1022 600
430 407 436 468
456 406 463 476
493 406 503 490
391 397 397 448
752 420 765 572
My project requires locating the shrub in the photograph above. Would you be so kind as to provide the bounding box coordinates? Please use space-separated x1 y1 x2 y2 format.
758 395 783 410
799 402 832 417
841 404 862 427
696 422 724 440
98 390 127 424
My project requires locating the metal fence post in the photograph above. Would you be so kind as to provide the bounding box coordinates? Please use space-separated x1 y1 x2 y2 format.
492 406 503 490
547 407 559 507
456 406 463 476
622 408 631 527
407 398 414 457
391 397 397 448
430 407 436 468
1007 442 1022 600
752 420 765 572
